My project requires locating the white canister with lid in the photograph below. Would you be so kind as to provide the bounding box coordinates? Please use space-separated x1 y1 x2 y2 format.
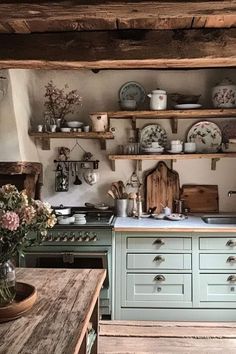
148 90 167 110
90 112 108 132
212 78 236 108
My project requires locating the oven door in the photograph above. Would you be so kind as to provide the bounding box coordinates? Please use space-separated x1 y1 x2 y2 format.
22 251 109 288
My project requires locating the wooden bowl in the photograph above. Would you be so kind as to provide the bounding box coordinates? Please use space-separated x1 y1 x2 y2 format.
0 282 37 322
170 93 201 104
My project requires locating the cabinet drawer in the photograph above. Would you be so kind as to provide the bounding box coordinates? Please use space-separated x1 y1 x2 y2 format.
200 254 236 270
200 237 236 250
127 237 191 251
125 273 192 307
127 253 191 270
200 274 236 302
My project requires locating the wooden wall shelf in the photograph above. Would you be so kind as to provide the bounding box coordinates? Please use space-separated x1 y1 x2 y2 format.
108 153 236 171
29 131 114 150
107 109 236 133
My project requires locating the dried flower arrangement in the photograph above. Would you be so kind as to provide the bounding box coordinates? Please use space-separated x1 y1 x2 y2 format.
44 80 82 125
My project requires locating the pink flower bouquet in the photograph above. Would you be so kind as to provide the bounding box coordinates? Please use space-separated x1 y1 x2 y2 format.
0 184 56 263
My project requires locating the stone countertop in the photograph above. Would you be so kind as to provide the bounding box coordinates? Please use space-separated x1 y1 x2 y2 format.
113 216 236 233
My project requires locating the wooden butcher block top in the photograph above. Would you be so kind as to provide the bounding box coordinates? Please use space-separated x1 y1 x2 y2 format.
180 184 219 213
145 161 180 214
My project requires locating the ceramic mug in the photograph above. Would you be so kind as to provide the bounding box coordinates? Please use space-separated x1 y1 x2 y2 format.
184 142 196 153
171 140 183 152
120 99 137 111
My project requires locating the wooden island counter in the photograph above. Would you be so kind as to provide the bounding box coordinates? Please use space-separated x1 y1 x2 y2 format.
0 268 106 354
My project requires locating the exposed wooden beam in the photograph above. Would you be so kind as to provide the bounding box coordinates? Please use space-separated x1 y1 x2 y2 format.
0 29 235 69
0 1 235 33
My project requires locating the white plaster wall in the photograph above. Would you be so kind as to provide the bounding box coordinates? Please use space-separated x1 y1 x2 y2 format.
5 68 236 211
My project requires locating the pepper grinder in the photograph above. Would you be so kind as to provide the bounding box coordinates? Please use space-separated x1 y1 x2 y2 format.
136 192 142 219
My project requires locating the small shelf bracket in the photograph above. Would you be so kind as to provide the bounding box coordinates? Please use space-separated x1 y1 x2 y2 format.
211 158 220 171
100 139 106 150
131 117 136 130
111 160 116 172
137 159 142 171
41 137 50 150
170 118 178 134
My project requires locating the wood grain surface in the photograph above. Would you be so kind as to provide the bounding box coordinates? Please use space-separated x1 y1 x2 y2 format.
145 161 180 214
0 29 236 69
0 268 106 354
180 185 219 213
0 1 235 33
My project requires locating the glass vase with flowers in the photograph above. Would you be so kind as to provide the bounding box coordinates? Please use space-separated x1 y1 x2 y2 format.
0 184 56 307
44 80 82 128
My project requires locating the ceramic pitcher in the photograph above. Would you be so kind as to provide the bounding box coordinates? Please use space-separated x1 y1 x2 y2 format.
148 90 167 110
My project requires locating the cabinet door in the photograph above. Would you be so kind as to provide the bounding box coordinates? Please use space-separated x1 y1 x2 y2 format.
125 273 192 307
200 237 236 250
127 237 191 251
200 254 236 270
127 253 192 270
200 274 236 302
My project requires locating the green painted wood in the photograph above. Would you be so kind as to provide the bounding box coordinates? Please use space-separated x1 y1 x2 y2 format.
200 273 236 303
200 254 236 269
127 253 192 270
127 237 192 251
125 273 192 307
200 237 236 250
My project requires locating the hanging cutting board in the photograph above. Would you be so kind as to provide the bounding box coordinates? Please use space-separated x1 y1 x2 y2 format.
180 184 219 213
145 161 180 214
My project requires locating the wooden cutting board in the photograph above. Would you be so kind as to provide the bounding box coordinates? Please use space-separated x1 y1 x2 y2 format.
145 161 180 214
180 184 219 213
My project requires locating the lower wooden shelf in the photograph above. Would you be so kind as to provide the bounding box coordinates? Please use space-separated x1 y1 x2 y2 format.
108 153 236 171
29 131 114 150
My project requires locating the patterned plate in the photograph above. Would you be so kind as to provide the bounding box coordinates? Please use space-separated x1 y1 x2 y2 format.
140 124 167 148
119 81 146 106
187 121 222 153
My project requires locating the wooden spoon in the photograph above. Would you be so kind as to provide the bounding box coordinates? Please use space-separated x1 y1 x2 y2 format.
107 190 116 199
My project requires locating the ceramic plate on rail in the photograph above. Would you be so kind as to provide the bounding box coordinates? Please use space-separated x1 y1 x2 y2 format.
187 121 222 153
140 124 167 149
119 81 146 106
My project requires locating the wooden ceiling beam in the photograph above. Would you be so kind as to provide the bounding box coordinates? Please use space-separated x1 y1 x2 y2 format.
0 29 235 69
0 1 235 33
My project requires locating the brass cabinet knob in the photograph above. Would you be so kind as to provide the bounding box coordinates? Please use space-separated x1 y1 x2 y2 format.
226 240 236 247
153 255 165 262
154 275 166 282
227 256 236 263
153 239 165 246
227 275 236 282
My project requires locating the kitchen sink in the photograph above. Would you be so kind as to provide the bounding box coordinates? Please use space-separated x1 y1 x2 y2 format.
201 215 236 224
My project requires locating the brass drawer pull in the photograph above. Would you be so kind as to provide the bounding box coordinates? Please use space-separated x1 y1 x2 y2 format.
153 255 165 262
227 256 236 263
154 275 166 282
153 239 165 246
226 240 236 247
227 275 236 282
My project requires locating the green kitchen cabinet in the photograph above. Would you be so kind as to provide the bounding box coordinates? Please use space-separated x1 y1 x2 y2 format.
113 232 236 321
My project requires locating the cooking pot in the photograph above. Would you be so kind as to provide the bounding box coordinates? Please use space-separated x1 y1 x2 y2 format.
53 204 71 216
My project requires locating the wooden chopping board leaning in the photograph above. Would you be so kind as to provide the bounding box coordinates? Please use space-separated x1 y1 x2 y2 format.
145 161 180 214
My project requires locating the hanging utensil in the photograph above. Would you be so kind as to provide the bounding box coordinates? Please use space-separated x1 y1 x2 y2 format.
74 162 82 185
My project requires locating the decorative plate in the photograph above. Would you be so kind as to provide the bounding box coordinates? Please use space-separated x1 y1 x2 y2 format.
187 121 222 153
119 81 146 106
174 104 202 110
166 213 186 221
140 124 167 148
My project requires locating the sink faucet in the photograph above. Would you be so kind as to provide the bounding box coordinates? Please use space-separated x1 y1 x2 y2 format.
228 191 236 197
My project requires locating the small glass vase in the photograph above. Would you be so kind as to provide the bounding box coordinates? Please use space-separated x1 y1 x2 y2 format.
0 260 16 307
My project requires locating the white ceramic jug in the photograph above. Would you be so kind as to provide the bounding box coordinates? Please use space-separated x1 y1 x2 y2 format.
148 90 167 110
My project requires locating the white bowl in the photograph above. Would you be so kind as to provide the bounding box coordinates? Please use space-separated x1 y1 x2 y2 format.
60 127 71 132
67 121 83 128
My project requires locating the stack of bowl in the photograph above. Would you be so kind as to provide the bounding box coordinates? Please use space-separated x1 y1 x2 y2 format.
73 213 86 225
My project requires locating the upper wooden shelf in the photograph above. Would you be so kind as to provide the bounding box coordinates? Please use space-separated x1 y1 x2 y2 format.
108 152 236 171
0 1 235 33
107 108 236 133
29 131 114 150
